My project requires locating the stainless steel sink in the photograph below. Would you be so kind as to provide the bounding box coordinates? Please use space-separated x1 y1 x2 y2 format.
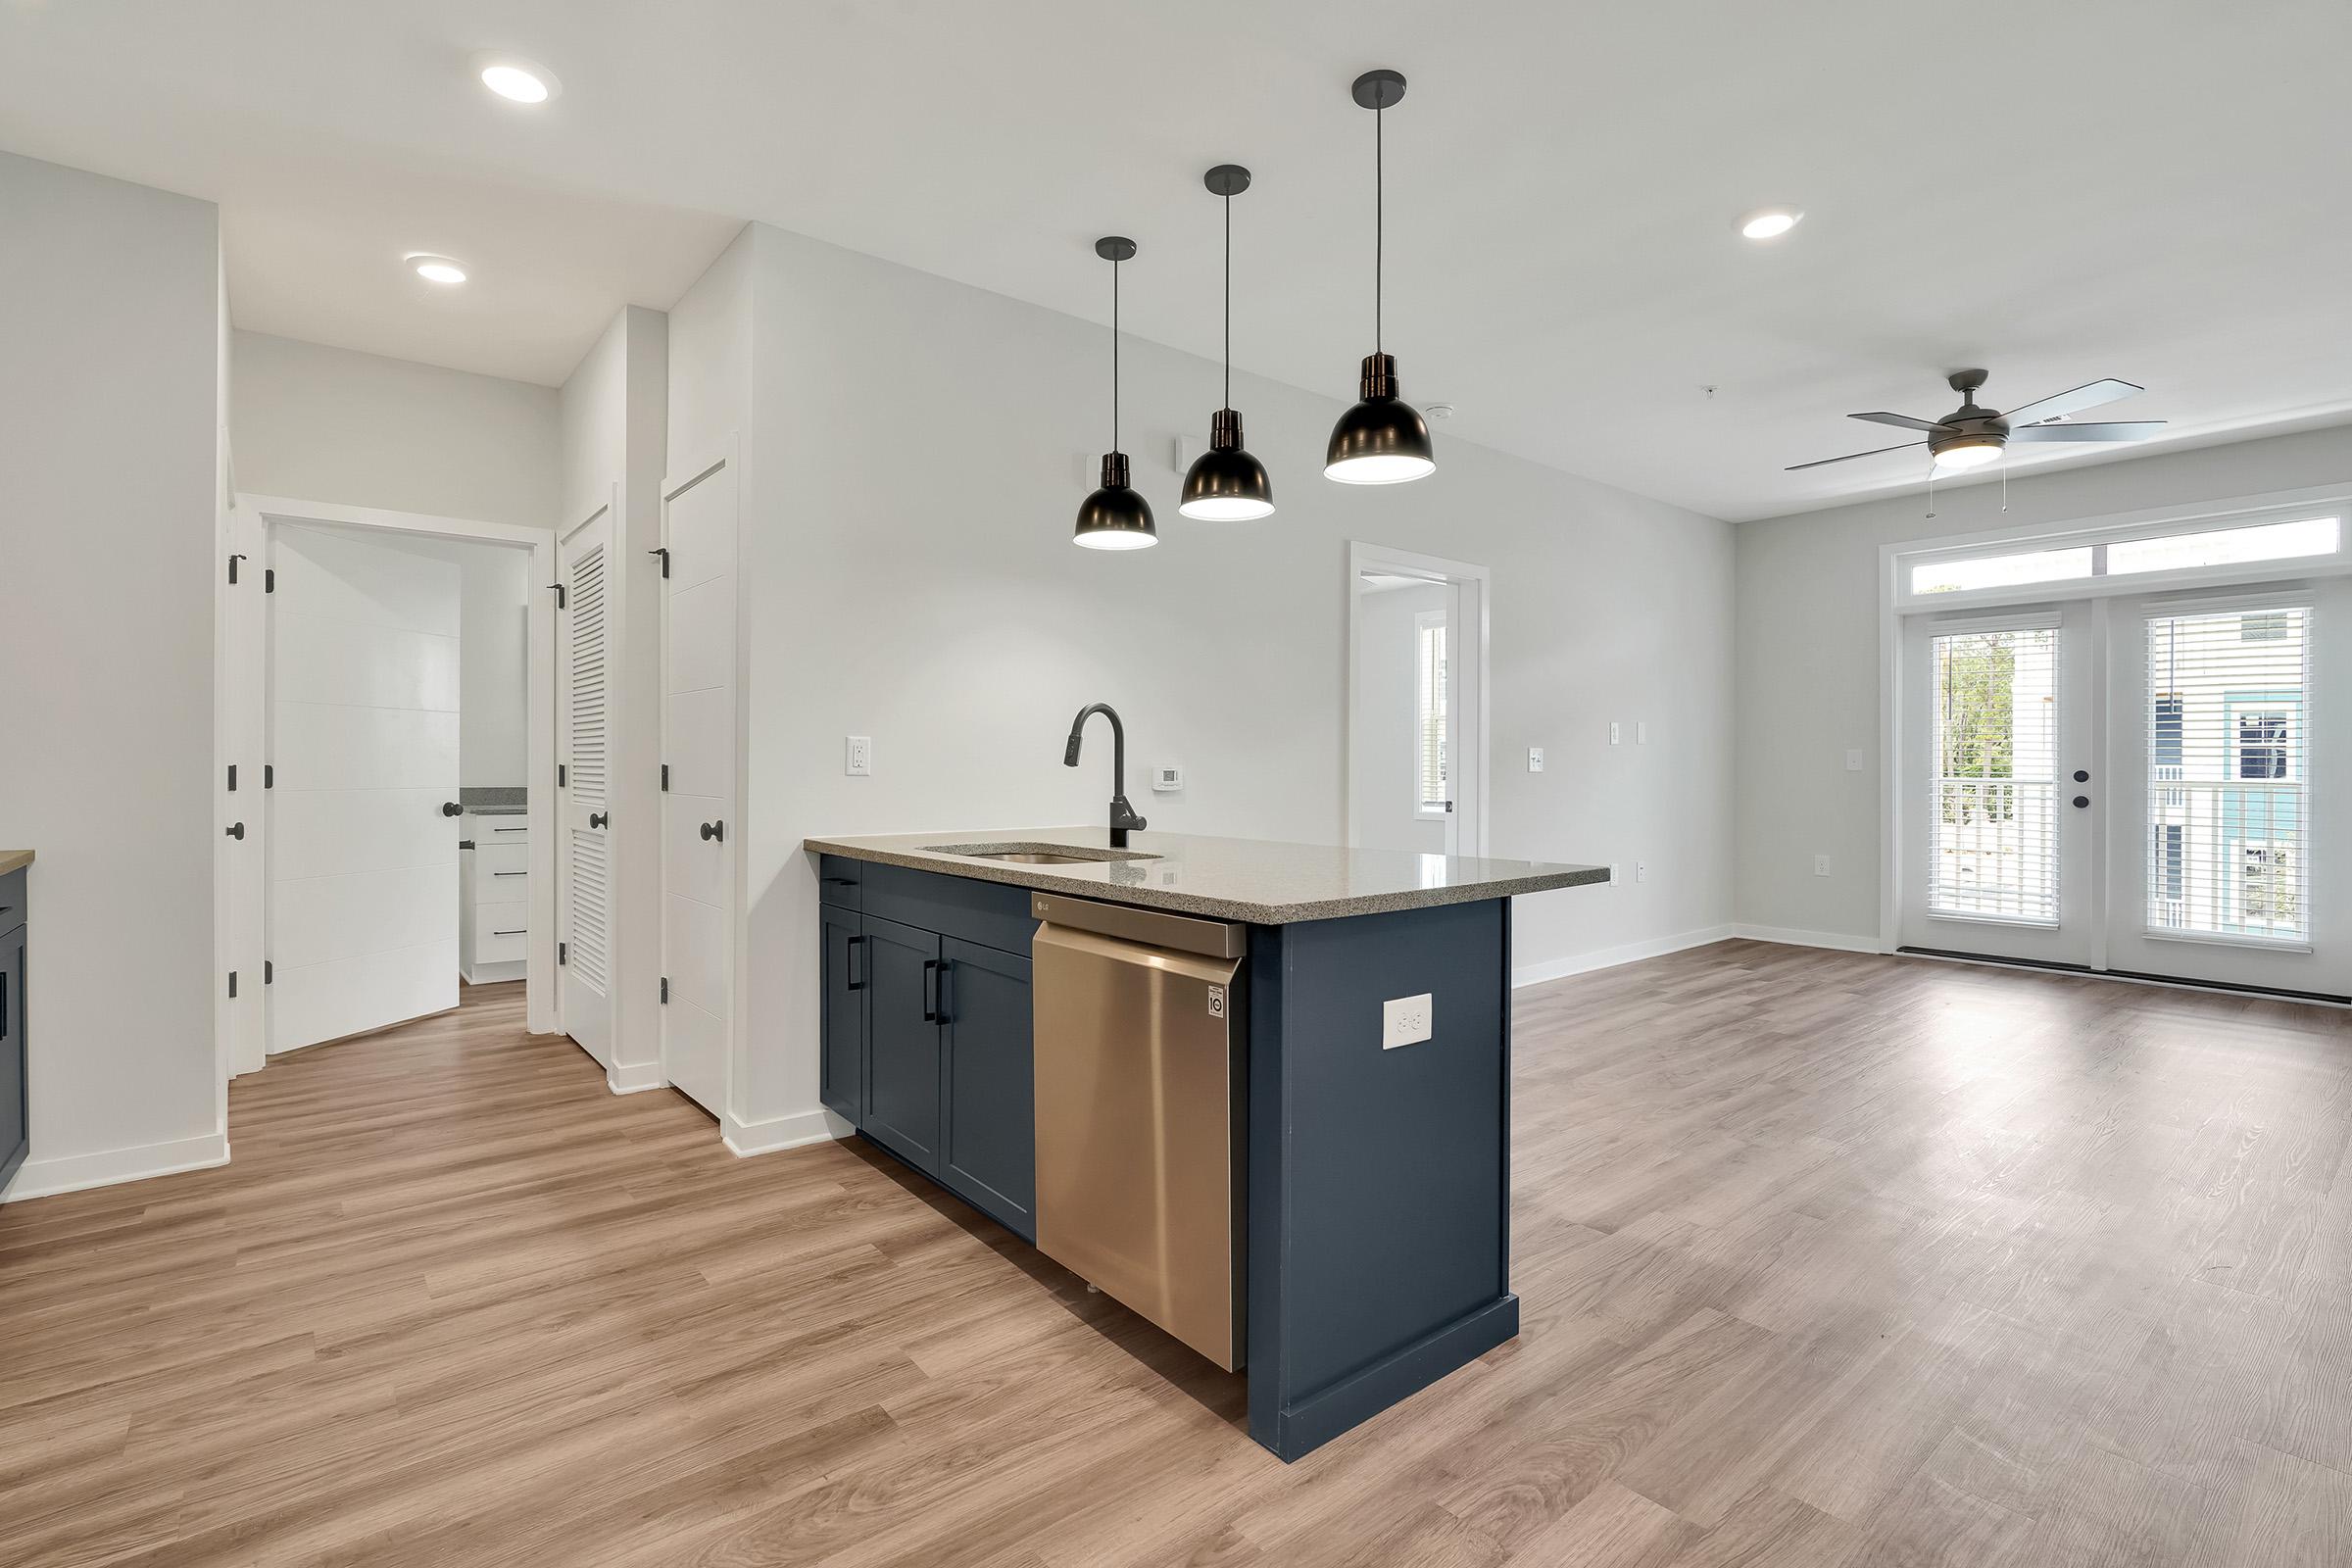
924 842 1159 864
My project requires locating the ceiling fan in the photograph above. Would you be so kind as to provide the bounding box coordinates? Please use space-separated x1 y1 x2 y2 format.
1788 368 2166 472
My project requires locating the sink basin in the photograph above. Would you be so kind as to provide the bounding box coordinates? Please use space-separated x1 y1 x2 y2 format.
924 842 1159 865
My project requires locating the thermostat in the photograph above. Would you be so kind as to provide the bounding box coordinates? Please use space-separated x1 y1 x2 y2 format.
1152 764 1184 792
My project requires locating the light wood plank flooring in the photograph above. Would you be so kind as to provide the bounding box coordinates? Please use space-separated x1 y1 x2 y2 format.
5 946 2351 1565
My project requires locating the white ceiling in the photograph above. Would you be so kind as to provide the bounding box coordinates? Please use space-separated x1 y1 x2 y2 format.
6 0 2351 521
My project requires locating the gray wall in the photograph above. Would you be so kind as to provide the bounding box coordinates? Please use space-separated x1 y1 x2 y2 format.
1735 421 2352 941
0 151 221 1192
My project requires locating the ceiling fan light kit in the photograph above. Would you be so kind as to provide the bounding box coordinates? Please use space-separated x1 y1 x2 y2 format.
1789 367 2168 482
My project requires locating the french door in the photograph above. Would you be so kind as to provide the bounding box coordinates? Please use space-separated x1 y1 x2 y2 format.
1901 577 2349 998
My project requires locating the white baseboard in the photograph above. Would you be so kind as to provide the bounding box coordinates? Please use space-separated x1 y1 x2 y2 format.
1513 923 1736 988
2 1129 230 1203
607 1058 666 1095
1730 923 1887 955
721 1106 855 1157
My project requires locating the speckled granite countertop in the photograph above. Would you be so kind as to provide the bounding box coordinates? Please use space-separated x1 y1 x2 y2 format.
0 850 31 877
804 827 1607 924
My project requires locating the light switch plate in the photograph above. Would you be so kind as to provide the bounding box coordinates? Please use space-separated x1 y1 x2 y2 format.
1382 993 1434 1050
846 736 872 776
1610 721 1622 746
1637 721 1649 745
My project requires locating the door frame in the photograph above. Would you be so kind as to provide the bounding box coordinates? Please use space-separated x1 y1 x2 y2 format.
220 494 561 1081
1345 541 1491 858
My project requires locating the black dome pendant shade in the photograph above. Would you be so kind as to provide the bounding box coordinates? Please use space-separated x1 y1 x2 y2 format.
1326 69 1436 485
1075 236 1156 550
1181 165 1275 521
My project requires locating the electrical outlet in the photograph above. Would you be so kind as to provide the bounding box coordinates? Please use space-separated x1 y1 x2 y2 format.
1382 993 1434 1050
1814 853 1832 877
1610 721 1622 746
1637 860 1649 883
1528 747 1544 772
1845 748 1863 772
1637 721 1649 745
846 736 872 776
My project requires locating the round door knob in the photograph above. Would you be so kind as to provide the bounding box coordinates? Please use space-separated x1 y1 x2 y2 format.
700 820 725 842
224 822 245 840
2073 769 2089 784
589 810 609 829
441 802 463 817
2073 795 2090 808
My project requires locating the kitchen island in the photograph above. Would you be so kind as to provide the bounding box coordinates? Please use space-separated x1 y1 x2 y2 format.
804 826 1604 1460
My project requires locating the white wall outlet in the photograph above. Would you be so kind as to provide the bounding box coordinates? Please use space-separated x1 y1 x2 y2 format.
1814 853 1832 877
846 736 873 776
1845 748 1863 772
1382 993 1434 1050
1637 721 1649 746
1610 721 1622 746
1527 747 1544 772
1152 763 1184 792
1637 860 1649 883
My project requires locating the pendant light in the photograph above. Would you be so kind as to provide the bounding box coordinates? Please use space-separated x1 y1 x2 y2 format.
1326 69 1436 485
1180 165 1275 522
1074 236 1157 551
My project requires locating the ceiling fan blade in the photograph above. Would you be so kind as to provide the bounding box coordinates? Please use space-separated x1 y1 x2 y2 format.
2002 378 2142 425
2007 420 2168 444
1787 440 1926 471
1848 412 1948 433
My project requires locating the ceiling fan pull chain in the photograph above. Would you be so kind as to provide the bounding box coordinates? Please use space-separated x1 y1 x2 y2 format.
1924 459 1936 520
2001 461 2009 513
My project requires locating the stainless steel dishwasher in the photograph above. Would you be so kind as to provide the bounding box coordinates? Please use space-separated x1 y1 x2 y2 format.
1030 892 1248 1371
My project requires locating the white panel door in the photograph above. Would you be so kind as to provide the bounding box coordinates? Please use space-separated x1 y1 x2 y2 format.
559 509 615 1064
268 525 460 1052
2102 578 2352 997
1898 604 2097 966
662 458 736 1116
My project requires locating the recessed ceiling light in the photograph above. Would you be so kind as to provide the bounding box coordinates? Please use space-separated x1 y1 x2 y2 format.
405 253 467 285
470 52 560 105
1738 207 1804 241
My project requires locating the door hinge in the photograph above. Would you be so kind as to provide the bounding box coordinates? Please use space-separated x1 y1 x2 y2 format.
265 959 273 985
227 969 238 999
548 582 566 610
660 976 669 1004
661 763 668 792
559 762 566 788
649 546 670 578
559 941 567 965
264 762 274 789
226 763 237 792
227 553 246 584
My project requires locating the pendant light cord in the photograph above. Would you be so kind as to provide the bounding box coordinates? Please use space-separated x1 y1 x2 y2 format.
1223 191 1232 409
1375 102 1385 355
1111 256 1120 455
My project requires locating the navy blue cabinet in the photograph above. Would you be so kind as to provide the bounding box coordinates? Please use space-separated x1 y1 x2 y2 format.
939 938 1035 1239
817 863 1036 1241
1 867 26 1193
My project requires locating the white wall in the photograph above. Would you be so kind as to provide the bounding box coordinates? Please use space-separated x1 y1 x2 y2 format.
1735 421 2352 943
229 331 559 530
559 306 668 1083
1351 583 1448 854
663 221 1736 1140
0 152 223 1197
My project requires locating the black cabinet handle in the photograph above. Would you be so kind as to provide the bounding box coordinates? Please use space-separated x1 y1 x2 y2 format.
441 802 463 817
224 822 245 840
493 928 526 937
701 820 725 842
847 934 866 991
494 826 526 834
921 958 939 1022
493 870 525 877
589 811 609 829
936 959 954 1024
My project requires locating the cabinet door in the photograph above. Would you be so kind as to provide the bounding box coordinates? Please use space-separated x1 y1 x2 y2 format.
939 938 1036 1241
861 915 941 1175
819 906 866 1124
1 920 24 1189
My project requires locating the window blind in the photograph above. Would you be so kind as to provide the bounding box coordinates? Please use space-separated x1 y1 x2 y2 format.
1928 625 2059 922
2144 605 2312 943
1415 616 1448 810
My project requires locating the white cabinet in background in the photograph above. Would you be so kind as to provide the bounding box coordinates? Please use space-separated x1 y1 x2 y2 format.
461 812 529 984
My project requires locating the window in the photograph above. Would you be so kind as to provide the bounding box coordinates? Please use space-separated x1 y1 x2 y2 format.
2143 605 2311 942
1927 624 2059 923
1901 512 2343 606
1912 547 2094 597
1414 612 1448 813
2107 516 2340 576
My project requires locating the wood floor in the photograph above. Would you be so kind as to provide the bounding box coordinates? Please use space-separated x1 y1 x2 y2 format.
5 947 2351 1566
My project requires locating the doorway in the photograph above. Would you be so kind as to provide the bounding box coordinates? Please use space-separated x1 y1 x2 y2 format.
1347 543 1487 858
1890 504 2351 1000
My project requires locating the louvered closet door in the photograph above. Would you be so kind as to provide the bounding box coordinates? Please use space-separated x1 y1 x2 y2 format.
559 508 615 1063
661 457 737 1117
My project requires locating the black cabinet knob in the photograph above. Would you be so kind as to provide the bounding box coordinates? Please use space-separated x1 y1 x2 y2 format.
2073 769 2089 784
701 820 725 842
224 822 245 840
589 810 609 830
2073 796 2090 808
441 802 463 817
